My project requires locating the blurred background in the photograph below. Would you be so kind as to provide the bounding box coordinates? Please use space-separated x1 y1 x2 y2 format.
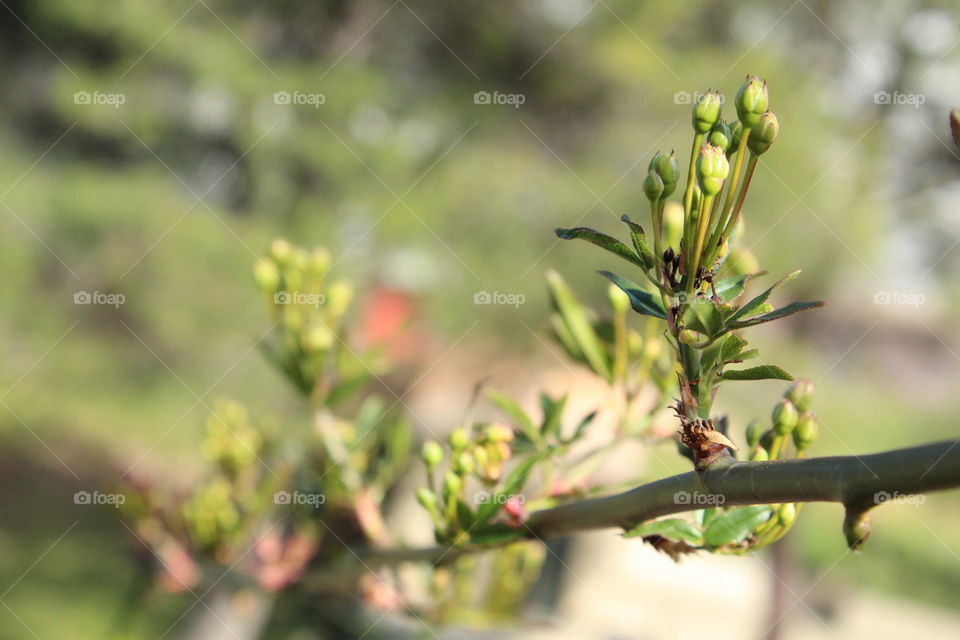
1 0 960 638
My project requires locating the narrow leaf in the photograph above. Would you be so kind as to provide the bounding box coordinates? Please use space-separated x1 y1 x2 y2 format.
488 389 541 446
619 215 656 269
555 227 647 270
540 393 567 439
728 270 801 323
720 365 794 381
712 271 766 304
477 454 541 524
547 271 611 378
729 301 825 329
597 270 667 319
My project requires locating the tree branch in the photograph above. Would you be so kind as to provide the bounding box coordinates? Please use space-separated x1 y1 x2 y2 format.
353 439 960 568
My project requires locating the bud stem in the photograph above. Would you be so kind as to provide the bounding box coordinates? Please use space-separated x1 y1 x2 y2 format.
705 141 756 269
680 134 704 268
650 199 672 312
686 193 716 297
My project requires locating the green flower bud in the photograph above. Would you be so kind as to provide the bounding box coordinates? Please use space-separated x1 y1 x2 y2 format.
485 423 515 443
695 144 729 196
745 420 763 448
642 169 664 203
793 411 819 451
270 239 293 266
253 258 281 293
302 323 334 352
421 441 444 470
843 510 871 553
662 202 684 250
692 90 723 134
772 398 799 436
416 487 438 512
449 427 469 451
749 446 769 462
326 280 354 319
747 110 779 156
308 248 331 275
607 283 630 315
442 471 461 499
452 452 474 475
735 75 769 128
678 329 705 345
649 150 681 197
727 248 759 276
778 503 797 528
759 429 775 452
707 120 733 153
787 379 815 412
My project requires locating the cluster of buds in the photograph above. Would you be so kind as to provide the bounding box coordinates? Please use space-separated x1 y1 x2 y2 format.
200 399 264 475
254 239 356 397
746 379 818 461
642 75 777 309
418 423 522 543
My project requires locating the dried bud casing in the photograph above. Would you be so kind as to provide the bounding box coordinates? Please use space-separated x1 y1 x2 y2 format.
735 75 769 128
693 90 723 134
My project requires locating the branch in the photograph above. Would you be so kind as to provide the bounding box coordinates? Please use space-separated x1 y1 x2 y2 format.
353 439 960 569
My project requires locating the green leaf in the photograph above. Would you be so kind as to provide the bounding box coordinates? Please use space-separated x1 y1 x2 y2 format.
550 314 583 361
728 270 801 323
624 518 704 546
469 524 526 546
720 365 794 381
720 334 749 363
476 454 542 524
540 393 567 439
456 499 475 531
547 271 612 379
597 271 667 319
729 301 825 329
704 506 772 547
555 227 647 270
713 271 765 304
685 300 724 337
564 410 597 444
619 215 656 269
488 389 542 446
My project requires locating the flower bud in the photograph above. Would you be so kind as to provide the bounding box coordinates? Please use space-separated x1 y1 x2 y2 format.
678 329 705 345
421 441 444 471
793 411 819 451
326 280 354 320
843 510 871 553
662 202 684 249
695 144 729 196
608 283 630 315
302 324 334 352
747 110 778 156
692 90 723 134
416 488 438 511
745 420 763 448
727 248 759 276
442 471 461 499
270 238 293 266
772 398 799 436
759 429 775 452
485 423 515 443
448 427 470 451
735 75 768 128
707 120 733 153
778 503 797 528
649 150 681 197
308 248 330 275
452 452 474 475
253 258 281 293
749 446 769 461
787 380 815 412
642 169 664 203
